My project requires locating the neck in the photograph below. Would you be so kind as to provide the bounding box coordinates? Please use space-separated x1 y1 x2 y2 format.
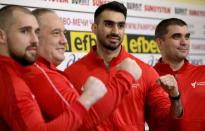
162 57 185 71
96 45 121 64
0 45 9 57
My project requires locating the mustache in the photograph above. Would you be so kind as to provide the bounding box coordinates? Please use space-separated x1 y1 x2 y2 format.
26 43 38 50
107 34 121 40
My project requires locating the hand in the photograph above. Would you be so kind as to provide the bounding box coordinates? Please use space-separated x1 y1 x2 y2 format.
78 76 107 110
116 57 142 80
157 74 179 97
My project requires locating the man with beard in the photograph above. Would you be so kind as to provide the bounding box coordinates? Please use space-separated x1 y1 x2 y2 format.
64 1 183 131
22 8 142 131
0 5 109 131
154 18 205 131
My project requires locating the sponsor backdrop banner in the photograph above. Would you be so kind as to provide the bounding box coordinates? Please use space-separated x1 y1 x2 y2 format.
1 1 204 130
0 0 205 71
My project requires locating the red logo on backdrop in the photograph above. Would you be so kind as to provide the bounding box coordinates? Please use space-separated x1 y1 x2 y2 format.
144 5 171 14
92 0 113 6
189 9 205 17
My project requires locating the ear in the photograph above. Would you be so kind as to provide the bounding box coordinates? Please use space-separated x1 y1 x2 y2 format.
0 28 6 44
91 23 97 34
155 38 163 50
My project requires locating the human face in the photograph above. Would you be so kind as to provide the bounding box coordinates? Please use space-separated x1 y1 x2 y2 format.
158 25 190 62
6 10 39 66
92 10 125 52
37 12 67 66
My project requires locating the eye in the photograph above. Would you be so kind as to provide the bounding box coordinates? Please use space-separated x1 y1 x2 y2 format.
172 33 181 40
104 21 113 28
35 28 40 35
63 30 67 35
185 33 190 40
118 23 125 29
52 30 61 36
54 31 60 35
20 28 29 34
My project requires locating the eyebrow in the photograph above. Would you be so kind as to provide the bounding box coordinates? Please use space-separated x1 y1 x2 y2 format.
52 28 61 32
19 26 37 32
19 26 32 30
103 20 125 24
171 32 190 36
51 28 65 33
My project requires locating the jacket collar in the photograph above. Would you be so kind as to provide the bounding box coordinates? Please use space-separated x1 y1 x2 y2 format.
36 56 57 71
0 54 27 76
154 58 189 75
88 45 129 66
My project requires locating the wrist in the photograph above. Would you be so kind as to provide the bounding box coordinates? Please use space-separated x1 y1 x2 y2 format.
169 92 181 101
78 95 93 110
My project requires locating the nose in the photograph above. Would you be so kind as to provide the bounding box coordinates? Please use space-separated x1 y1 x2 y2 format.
111 24 119 34
180 37 189 46
31 32 39 46
60 33 67 46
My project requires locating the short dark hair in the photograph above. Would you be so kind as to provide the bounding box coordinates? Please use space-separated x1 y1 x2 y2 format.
94 1 127 23
32 8 54 21
0 5 32 31
155 18 187 39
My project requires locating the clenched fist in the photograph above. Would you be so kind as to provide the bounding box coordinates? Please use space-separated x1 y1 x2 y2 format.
157 74 180 97
78 76 107 110
116 57 142 80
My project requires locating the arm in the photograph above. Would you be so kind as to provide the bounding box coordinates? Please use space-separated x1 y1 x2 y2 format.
22 65 107 130
157 74 183 118
79 58 142 129
0 67 86 131
145 67 182 130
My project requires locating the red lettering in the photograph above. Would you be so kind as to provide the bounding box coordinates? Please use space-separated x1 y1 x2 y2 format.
189 10 205 16
60 17 72 25
93 0 112 6
144 5 170 14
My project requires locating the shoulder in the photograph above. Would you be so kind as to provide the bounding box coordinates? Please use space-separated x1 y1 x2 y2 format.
129 54 156 72
64 52 94 73
128 54 159 84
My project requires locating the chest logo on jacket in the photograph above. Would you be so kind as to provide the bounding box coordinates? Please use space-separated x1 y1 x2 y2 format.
191 81 205 88
132 82 140 88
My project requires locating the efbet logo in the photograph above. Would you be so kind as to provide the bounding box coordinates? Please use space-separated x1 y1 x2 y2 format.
69 31 96 52
65 31 160 53
126 34 160 53
65 31 127 52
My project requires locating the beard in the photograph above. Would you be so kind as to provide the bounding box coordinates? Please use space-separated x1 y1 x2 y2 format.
11 53 36 66
98 34 122 51
10 46 37 66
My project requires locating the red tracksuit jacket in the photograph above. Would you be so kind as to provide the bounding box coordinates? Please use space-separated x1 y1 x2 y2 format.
64 46 172 131
22 56 135 130
154 59 205 131
0 55 87 131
